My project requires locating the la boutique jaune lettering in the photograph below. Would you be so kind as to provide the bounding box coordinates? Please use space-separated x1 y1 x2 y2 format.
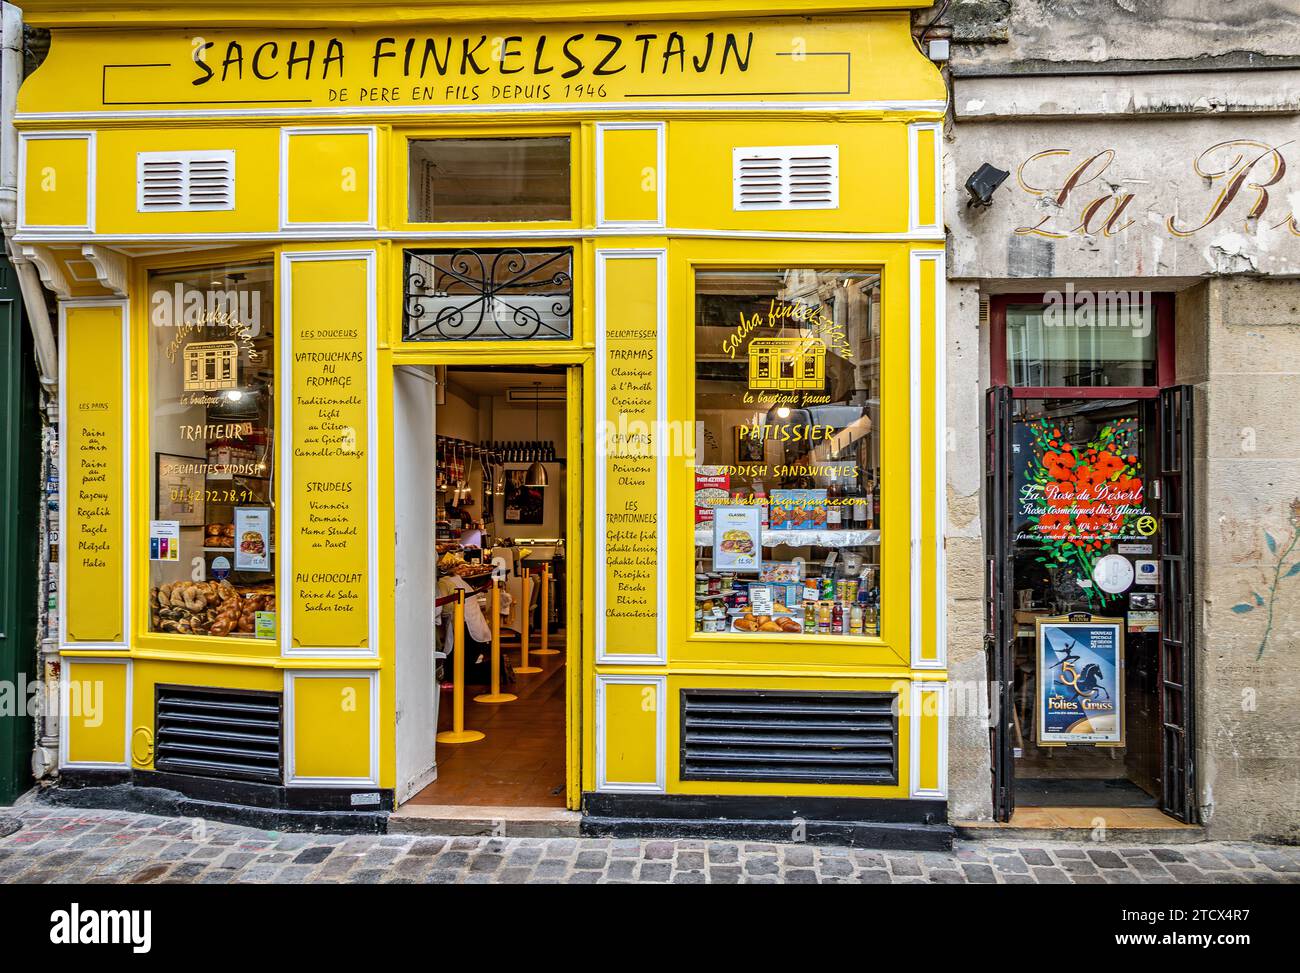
190 31 755 87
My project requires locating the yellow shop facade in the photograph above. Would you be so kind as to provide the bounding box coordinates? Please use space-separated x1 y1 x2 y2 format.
14 0 951 844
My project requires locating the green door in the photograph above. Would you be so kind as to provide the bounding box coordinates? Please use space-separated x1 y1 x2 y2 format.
0 246 40 805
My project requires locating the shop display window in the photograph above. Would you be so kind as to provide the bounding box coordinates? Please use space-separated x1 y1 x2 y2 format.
147 261 277 639
693 268 882 639
408 136 571 223
1006 300 1155 388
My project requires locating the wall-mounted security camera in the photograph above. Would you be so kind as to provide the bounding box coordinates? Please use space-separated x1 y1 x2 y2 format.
965 163 1009 209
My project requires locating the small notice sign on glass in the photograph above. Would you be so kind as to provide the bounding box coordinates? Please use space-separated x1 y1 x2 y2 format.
234 506 271 572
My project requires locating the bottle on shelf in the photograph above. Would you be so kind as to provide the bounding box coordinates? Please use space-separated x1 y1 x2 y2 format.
852 465 869 527
827 475 842 529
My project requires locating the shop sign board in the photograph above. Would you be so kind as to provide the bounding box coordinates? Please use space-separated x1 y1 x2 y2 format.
19 17 944 114
1036 615 1125 746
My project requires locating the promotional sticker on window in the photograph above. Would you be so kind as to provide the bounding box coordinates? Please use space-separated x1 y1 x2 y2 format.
149 520 181 561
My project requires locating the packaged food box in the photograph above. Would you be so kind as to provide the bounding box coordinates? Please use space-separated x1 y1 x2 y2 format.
694 467 731 524
769 489 828 530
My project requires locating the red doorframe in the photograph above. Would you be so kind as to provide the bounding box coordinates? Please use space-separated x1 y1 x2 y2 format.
988 292 1175 397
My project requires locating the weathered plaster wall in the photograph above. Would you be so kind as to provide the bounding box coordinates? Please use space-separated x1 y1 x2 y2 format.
947 116 1300 282
1190 278 1300 842
952 1 1300 68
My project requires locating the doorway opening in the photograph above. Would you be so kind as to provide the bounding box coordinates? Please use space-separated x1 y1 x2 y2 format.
984 293 1196 826
395 363 572 810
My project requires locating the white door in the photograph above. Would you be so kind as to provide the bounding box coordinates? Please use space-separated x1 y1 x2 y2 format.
393 365 438 803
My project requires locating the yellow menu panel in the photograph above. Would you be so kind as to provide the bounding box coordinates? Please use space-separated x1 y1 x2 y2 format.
289 256 371 650
600 254 661 660
64 304 124 644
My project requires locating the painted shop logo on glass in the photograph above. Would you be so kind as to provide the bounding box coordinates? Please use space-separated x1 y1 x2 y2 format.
725 299 848 403
150 283 263 364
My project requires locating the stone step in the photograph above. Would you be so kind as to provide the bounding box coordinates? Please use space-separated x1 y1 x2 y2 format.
956 822 1208 845
388 803 581 838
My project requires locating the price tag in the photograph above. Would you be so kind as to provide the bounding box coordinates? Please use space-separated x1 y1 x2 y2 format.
750 584 773 615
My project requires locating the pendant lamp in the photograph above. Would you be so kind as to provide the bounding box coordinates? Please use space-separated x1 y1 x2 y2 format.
525 382 549 488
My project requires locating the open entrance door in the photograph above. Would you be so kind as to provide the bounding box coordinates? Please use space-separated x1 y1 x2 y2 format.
396 364 576 812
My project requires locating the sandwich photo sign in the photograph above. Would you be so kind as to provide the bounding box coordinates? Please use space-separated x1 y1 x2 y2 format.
712 504 762 573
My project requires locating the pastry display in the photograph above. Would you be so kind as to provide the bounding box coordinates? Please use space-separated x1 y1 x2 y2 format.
205 522 237 548
149 580 277 637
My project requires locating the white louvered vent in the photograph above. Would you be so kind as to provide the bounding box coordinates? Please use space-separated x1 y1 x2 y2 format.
733 145 839 211
137 150 235 212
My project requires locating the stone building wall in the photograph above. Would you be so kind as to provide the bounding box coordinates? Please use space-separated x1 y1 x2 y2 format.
937 0 1300 834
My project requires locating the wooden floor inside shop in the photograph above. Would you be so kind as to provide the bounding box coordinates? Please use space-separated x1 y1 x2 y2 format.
408 633 567 808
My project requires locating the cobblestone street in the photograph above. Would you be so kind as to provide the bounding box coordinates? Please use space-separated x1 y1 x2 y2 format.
1 805 1297 885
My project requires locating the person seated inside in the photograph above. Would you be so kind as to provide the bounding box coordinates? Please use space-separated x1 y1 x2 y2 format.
435 573 512 687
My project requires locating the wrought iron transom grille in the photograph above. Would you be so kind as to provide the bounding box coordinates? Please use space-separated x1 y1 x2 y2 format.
403 247 573 341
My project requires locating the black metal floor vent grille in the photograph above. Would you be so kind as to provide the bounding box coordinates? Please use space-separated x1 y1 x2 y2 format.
154 685 283 784
680 689 898 786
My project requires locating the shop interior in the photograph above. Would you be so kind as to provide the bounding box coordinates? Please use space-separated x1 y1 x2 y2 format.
1008 396 1162 809
406 365 569 808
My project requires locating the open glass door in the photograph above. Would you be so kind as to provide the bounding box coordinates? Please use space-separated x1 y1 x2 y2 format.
984 386 1015 822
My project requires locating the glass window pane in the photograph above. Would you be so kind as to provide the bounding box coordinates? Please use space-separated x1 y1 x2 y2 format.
408 137 571 223
1006 299 1155 387
694 268 882 640
147 261 277 639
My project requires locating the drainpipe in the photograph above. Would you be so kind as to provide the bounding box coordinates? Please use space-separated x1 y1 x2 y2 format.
2 3 60 785
2 3 58 390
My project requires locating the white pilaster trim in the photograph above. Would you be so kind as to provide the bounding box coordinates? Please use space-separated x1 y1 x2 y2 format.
910 249 948 670
594 120 667 229
278 125 379 231
284 669 381 788
17 130 96 233
57 658 133 771
909 679 949 799
595 673 667 793
907 120 943 235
